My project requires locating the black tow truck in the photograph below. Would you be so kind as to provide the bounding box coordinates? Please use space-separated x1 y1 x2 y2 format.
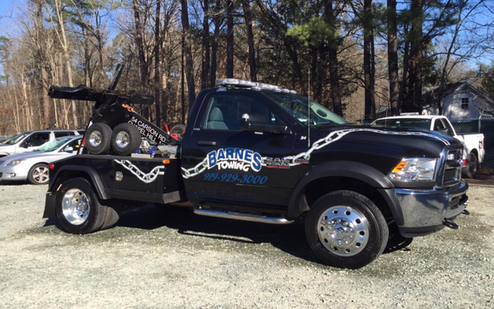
44 74 469 268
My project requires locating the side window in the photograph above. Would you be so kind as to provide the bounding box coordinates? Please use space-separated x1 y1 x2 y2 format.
440 119 455 136
54 131 74 138
433 119 446 131
201 94 279 131
55 132 72 138
26 133 50 147
62 139 81 152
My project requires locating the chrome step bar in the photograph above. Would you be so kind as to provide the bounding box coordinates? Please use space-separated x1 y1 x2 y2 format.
193 208 294 225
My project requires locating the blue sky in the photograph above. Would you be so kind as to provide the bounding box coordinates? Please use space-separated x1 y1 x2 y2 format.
0 0 15 34
0 0 13 17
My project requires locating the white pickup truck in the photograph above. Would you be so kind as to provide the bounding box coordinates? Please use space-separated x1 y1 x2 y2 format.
372 115 485 178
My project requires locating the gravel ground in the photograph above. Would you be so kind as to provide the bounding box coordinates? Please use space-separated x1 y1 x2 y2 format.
0 182 493 309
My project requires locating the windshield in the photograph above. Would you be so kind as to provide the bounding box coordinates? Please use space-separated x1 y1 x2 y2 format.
264 92 347 126
372 118 431 130
3 132 30 145
35 137 72 152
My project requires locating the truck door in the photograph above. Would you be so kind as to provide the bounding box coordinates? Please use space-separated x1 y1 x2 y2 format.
182 90 299 208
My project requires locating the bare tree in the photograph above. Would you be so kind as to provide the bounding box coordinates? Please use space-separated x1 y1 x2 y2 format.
180 0 196 111
53 0 78 128
226 0 234 78
242 0 256 81
387 0 399 115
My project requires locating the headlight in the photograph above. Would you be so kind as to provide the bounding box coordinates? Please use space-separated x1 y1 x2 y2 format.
6 159 24 166
389 158 437 181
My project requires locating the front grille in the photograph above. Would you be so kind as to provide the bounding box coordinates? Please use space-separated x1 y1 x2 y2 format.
442 148 462 187
443 168 460 184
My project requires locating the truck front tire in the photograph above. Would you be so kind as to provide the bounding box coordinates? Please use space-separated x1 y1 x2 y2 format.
56 178 109 234
463 152 478 178
305 190 388 269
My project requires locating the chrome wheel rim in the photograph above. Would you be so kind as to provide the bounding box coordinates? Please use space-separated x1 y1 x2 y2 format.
62 189 90 225
33 166 49 184
89 131 102 147
115 131 130 148
317 205 370 256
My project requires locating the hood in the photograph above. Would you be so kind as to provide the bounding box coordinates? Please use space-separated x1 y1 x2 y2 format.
310 124 462 175
314 124 460 153
0 143 15 150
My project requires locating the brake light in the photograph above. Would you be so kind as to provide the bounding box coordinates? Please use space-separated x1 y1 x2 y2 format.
49 164 55 169
82 138 86 146
463 159 467 167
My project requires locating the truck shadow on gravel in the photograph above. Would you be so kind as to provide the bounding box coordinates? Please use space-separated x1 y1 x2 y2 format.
44 204 410 264
118 205 321 264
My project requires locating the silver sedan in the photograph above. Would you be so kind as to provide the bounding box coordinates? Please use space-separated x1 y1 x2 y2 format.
0 136 82 184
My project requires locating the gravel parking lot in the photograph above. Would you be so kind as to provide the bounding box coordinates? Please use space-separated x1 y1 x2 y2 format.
0 182 493 309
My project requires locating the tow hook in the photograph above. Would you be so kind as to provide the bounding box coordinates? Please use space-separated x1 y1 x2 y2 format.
443 219 459 229
462 209 470 215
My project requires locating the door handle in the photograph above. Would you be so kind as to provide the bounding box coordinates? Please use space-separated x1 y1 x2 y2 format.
198 141 217 146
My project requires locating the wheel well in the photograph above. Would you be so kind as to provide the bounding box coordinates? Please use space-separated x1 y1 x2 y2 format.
304 177 393 222
471 149 478 158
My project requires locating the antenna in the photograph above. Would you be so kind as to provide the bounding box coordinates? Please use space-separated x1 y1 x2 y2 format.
307 67 311 148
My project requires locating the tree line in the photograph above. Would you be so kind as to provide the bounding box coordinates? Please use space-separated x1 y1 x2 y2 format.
0 0 493 135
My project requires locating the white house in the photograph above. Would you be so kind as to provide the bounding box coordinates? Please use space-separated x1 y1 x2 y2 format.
422 82 494 121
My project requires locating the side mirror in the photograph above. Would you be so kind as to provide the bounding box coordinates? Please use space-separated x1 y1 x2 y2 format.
240 114 288 134
64 146 74 153
20 141 29 148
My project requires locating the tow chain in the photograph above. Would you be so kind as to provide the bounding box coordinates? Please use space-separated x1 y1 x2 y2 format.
182 158 208 179
180 128 450 178
114 159 165 183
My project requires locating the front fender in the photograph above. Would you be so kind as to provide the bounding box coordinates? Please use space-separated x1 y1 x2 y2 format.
287 161 402 224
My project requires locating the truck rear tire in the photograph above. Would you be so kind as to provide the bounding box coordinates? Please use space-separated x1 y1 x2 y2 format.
55 178 108 234
101 206 120 230
305 190 389 269
463 152 478 178
86 123 112 154
111 123 142 156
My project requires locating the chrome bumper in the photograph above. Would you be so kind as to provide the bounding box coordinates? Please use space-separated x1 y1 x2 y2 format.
394 180 469 237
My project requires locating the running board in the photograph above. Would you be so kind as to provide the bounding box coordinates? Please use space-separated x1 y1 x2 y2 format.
193 208 294 225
